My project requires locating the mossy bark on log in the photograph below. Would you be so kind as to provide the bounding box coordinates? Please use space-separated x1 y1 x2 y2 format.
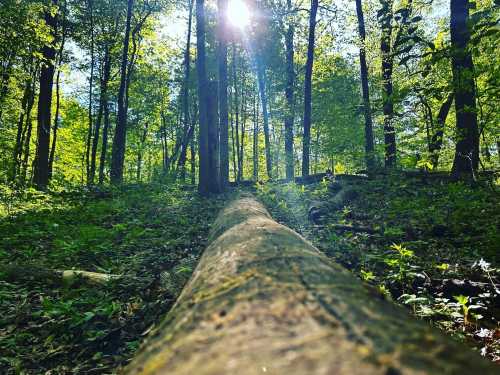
125 195 497 375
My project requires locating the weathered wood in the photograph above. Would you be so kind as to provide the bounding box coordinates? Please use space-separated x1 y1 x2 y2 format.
1 264 122 286
126 195 497 375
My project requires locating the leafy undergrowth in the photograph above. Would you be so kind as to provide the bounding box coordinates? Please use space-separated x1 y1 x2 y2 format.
0 183 226 373
255 173 500 363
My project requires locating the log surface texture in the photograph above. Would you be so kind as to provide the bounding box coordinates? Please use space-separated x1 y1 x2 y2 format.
126 195 497 375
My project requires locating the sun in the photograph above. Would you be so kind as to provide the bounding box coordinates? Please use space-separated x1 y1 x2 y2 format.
227 0 250 29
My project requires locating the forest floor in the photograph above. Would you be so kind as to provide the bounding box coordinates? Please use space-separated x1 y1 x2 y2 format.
0 175 499 373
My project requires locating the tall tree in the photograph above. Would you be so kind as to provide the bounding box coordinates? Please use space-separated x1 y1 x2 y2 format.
33 0 58 190
450 0 479 179
301 0 318 177
85 0 95 184
196 0 211 195
379 0 396 167
217 0 229 188
355 0 375 170
110 0 134 184
256 60 272 179
284 0 295 180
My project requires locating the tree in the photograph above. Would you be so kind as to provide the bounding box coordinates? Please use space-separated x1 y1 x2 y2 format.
284 0 295 180
378 0 396 168
218 0 229 189
355 0 375 171
450 0 479 179
110 0 134 184
33 0 58 190
301 0 318 177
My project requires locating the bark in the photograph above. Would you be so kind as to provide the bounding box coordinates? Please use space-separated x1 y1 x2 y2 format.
85 0 95 184
11 77 32 181
110 0 134 184
33 0 58 190
125 196 497 375
178 0 194 182
217 0 229 189
48 68 61 179
302 0 318 177
196 0 211 195
355 0 375 171
21 77 36 185
136 122 149 182
207 80 221 193
239 87 246 181
90 45 111 184
98 84 111 184
429 92 454 169
256 61 272 179
450 0 479 180
379 0 396 167
232 46 241 181
284 0 295 181
252 89 259 181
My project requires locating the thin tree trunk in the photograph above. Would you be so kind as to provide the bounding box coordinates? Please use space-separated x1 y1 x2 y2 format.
256 61 272 179
232 45 241 182
379 0 396 167
217 0 229 189
110 0 134 184
48 68 61 179
21 74 37 185
33 0 58 190
302 0 318 177
11 77 32 181
178 0 194 182
450 0 479 179
85 0 95 184
98 91 111 184
136 122 149 182
284 0 295 180
253 88 259 181
429 92 453 169
207 80 221 192
355 0 375 171
90 45 111 184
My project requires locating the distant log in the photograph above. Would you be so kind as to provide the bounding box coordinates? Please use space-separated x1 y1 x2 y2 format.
1 264 121 286
126 195 497 375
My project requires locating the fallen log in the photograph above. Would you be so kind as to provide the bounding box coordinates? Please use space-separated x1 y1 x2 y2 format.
126 195 497 375
1 264 122 286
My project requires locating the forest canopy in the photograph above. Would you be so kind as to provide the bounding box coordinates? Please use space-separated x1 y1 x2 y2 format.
0 0 498 191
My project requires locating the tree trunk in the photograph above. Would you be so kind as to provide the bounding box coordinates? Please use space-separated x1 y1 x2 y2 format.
256 61 272 179
48 68 61 179
21 76 36 185
217 0 229 189
355 0 375 171
11 77 32 182
252 89 259 181
98 86 111 184
302 0 318 178
207 80 221 193
178 0 194 182
450 0 479 180
125 196 498 375
85 0 95 184
379 0 396 167
429 92 453 169
110 0 133 184
284 0 295 180
33 0 58 190
232 46 241 182
196 0 210 195
136 122 149 182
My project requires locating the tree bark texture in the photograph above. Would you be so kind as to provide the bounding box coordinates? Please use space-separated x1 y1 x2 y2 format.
125 195 497 375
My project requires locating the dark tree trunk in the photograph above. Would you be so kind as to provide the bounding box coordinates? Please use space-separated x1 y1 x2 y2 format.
190 128 196 185
21 75 37 185
90 46 111 184
256 61 272 179
284 0 295 180
196 0 210 195
48 68 61 179
33 0 58 190
11 77 32 182
355 0 375 171
379 0 396 167
98 92 111 184
217 0 229 189
178 0 194 182
302 0 318 178
110 0 133 184
239 87 246 181
450 0 479 179
136 122 149 182
85 0 95 184
429 92 453 169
